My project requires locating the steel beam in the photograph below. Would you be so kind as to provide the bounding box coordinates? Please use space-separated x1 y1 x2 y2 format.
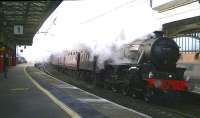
153 0 198 13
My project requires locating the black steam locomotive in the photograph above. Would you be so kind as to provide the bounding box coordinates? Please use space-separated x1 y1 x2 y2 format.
49 31 188 102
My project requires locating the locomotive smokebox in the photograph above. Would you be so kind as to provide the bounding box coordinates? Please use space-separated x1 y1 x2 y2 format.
138 33 180 71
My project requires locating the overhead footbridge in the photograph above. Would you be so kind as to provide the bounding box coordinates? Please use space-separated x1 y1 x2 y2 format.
157 1 200 81
152 0 200 61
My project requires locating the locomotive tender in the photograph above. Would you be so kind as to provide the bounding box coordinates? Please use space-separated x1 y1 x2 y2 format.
49 31 188 102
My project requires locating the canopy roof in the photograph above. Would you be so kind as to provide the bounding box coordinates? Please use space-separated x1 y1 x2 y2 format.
0 1 62 45
163 15 200 36
153 0 197 13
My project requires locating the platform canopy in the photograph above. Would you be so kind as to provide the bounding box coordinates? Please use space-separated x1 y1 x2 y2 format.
153 0 198 13
0 1 62 46
163 15 200 36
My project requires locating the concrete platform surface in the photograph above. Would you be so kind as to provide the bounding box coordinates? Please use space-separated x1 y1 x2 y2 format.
26 65 151 118
0 64 70 118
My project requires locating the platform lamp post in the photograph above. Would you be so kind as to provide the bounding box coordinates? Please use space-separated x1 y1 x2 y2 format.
2 21 9 79
0 22 7 45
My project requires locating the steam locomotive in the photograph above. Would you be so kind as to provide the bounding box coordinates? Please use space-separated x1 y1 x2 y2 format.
49 31 188 102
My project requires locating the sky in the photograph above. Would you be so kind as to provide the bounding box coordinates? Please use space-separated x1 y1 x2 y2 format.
17 0 200 63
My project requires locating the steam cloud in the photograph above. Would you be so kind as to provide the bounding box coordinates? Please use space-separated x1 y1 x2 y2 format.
25 0 161 67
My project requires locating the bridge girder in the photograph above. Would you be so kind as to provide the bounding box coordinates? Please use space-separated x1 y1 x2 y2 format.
163 15 200 37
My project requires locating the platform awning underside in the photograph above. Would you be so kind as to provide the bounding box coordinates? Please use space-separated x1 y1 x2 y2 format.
0 1 62 45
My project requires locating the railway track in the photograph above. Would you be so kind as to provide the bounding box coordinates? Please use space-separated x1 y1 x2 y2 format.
38 64 199 118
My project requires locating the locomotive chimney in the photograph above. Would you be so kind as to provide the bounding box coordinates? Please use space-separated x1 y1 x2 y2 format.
154 31 164 38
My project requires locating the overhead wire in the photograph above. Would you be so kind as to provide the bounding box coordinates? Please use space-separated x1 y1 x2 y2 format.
37 17 57 36
80 0 138 24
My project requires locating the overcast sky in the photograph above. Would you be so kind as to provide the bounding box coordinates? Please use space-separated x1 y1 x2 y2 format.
17 0 200 62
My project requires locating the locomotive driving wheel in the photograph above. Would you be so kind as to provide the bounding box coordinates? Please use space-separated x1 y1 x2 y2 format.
143 88 154 103
128 67 144 98
120 84 130 96
131 90 143 98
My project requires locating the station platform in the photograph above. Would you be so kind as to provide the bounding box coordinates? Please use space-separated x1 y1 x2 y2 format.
0 64 70 118
0 64 151 118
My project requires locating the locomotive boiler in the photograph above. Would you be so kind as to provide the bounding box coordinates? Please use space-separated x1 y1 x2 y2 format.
48 31 188 102
127 31 188 102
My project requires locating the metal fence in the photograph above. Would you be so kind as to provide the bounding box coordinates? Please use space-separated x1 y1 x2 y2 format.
173 32 200 53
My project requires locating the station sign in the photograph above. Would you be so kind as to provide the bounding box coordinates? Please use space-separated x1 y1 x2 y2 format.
14 25 23 35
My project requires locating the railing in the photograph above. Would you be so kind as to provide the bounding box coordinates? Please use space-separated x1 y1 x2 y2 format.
173 32 200 53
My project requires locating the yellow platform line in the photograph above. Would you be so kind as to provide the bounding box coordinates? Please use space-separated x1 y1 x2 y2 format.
24 67 82 118
37 67 152 118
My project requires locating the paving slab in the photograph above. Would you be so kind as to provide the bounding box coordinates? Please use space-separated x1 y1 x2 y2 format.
26 66 151 118
0 64 70 118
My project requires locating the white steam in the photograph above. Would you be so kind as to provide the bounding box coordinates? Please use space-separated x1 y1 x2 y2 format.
22 0 161 66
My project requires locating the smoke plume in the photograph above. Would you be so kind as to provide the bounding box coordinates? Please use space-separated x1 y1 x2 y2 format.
24 0 161 67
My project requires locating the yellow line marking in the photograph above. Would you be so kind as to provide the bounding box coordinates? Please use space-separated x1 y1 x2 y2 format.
39 67 152 118
24 67 82 118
